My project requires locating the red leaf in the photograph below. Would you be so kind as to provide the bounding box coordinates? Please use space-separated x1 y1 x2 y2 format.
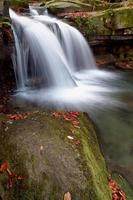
108 179 126 200
0 162 25 189
52 112 80 129
0 162 9 172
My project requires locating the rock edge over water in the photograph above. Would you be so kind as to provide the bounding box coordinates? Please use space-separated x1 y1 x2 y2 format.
0 112 111 200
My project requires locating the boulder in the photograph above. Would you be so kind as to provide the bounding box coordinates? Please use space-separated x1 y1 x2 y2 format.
0 112 111 200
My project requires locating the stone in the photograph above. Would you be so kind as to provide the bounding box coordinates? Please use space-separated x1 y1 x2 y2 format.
0 112 111 200
69 6 133 37
0 1 3 15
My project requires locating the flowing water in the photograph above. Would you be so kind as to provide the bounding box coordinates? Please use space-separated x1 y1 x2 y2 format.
10 9 133 185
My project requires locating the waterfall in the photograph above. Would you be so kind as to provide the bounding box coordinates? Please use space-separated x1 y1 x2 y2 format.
10 9 96 90
10 9 75 89
34 15 96 71
10 9 121 110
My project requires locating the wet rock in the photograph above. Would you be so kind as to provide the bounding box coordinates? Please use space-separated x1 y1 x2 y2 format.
0 1 3 16
0 112 111 200
3 0 10 16
0 18 14 87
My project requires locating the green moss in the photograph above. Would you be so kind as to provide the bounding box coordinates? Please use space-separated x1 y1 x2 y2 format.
78 114 112 200
71 6 133 37
1 21 11 28
10 0 28 7
73 10 113 37
114 7 133 29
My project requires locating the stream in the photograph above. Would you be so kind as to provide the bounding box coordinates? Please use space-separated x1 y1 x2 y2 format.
10 8 133 187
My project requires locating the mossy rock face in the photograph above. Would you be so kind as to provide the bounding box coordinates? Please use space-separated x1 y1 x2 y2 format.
114 7 133 29
0 112 111 200
71 6 133 37
0 18 13 82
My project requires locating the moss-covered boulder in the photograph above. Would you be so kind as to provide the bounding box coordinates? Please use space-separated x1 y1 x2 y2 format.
0 112 111 200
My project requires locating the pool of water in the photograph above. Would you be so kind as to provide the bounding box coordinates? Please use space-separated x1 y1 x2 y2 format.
89 71 133 186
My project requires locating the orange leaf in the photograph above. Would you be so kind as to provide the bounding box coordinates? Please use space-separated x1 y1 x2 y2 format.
64 192 71 200
108 179 126 200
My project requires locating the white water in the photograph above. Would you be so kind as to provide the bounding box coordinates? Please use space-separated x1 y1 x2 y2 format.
10 9 123 110
29 6 39 16
34 15 96 71
10 9 75 89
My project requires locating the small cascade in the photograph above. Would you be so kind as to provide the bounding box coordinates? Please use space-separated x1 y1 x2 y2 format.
11 27 27 90
34 15 96 71
10 8 97 91
29 5 48 16
43 8 48 15
10 8 122 110
29 6 39 16
10 9 75 89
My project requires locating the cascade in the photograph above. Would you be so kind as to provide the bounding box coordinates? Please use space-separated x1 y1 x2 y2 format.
10 9 75 90
10 8 120 110
29 6 39 16
34 15 96 71
10 8 96 90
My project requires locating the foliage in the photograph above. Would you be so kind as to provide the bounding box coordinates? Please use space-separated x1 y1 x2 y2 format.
10 0 28 7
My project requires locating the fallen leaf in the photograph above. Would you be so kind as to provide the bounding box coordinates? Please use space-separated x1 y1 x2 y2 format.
0 162 9 172
108 178 126 200
7 112 31 121
52 112 80 129
0 162 25 189
64 192 71 200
